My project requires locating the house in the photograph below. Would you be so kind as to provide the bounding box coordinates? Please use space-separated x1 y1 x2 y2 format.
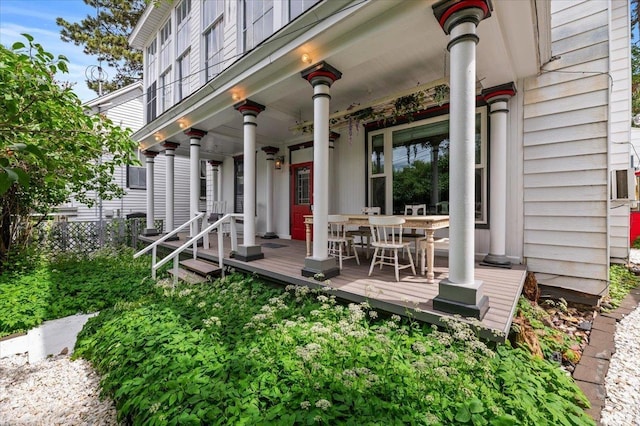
60 82 194 231
129 0 634 317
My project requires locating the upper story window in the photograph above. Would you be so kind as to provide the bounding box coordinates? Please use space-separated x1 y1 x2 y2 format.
243 0 274 52
176 0 191 56
146 81 157 122
160 69 172 114
289 0 317 20
204 0 224 81
160 19 172 72
146 38 157 80
177 51 190 102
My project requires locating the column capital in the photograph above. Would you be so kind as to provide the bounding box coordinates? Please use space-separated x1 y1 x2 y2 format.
481 82 517 104
142 150 158 158
329 131 340 142
234 99 265 116
432 0 492 35
208 159 223 167
301 61 342 87
162 141 180 150
261 146 280 156
184 128 207 139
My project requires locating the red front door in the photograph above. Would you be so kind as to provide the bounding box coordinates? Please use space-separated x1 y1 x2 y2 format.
290 162 313 240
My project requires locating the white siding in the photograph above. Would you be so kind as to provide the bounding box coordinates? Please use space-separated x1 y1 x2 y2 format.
608 0 632 261
522 0 610 295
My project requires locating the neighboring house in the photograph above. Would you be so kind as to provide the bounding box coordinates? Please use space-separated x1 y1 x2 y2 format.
61 82 195 228
128 0 635 309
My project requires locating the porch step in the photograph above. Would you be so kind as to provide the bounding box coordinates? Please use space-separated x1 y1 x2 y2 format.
167 268 208 284
179 259 222 277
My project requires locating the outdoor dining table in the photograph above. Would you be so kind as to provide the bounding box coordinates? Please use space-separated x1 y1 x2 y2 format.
303 214 450 284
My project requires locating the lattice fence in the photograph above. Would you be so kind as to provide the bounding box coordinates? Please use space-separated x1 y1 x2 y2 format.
37 218 163 254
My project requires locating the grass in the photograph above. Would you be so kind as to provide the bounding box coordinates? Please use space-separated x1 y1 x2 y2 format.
1 252 596 424
606 264 639 310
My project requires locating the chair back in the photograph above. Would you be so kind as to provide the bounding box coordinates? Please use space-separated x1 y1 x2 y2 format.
362 206 381 215
369 216 405 245
328 215 349 239
208 200 227 222
404 204 426 235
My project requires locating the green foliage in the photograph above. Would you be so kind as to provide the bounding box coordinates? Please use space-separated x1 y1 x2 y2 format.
607 264 639 310
0 35 138 267
632 0 640 118
56 0 146 94
75 276 595 425
0 248 155 338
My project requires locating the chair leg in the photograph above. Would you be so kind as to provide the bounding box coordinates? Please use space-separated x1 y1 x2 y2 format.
338 244 343 270
351 240 360 265
407 247 416 276
368 247 379 276
393 249 400 282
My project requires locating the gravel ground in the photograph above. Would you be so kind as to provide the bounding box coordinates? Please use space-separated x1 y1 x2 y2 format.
0 353 119 425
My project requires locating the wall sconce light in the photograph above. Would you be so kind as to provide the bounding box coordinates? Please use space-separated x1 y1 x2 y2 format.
231 92 241 101
301 53 312 64
274 156 284 170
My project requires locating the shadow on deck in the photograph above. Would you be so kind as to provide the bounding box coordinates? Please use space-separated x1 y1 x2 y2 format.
140 234 526 342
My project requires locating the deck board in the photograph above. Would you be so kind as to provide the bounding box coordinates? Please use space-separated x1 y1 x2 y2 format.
143 234 526 342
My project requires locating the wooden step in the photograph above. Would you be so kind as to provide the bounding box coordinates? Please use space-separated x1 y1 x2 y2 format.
179 259 222 277
167 268 208 284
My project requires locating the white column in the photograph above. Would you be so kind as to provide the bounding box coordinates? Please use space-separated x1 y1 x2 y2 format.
184 128 207 237
300 62 342 279
142 150 159 236
432 0 491 319
482 83 516 267
329 133 339 214
262 146 279 239
431 142 440 210
234 100 265 261
163 142 179 235
209 160 222 203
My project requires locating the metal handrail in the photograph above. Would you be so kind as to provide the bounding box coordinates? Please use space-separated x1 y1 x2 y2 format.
133 212 205 259
152 213 241 286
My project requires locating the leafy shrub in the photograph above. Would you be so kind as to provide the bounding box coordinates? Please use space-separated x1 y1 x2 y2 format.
0 247 156 337
607 264 639 310
75 274 594 425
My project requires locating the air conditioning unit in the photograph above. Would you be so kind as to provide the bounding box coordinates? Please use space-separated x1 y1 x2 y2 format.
611 169 637 201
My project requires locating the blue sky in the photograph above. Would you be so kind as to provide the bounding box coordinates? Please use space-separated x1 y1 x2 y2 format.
0 0 117 103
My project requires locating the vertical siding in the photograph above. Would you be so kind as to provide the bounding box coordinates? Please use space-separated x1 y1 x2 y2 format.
609 0 632 260
522 0 610 295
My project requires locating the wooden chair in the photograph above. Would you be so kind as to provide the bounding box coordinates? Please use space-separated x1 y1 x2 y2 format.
368 216 416 282
208 201 229 236
328 215 360 270
347 206 381 259
403 204 427 255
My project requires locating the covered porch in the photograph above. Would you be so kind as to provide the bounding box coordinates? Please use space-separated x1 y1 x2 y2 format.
141 233 526 342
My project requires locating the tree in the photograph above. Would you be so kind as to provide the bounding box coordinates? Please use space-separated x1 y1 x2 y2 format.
0 35 138 269
631 0 640 119
57 0 146 95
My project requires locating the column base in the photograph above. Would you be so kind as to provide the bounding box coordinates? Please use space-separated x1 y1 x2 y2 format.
262 232 279 240
433 279 489 320
480 253 512 269
235 245 264 262
301 257 340 280
142 228 159 236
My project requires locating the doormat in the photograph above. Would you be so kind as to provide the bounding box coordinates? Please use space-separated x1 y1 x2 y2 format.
261 243 288 249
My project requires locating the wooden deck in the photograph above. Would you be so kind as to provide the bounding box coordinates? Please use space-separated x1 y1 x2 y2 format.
143 234 526 342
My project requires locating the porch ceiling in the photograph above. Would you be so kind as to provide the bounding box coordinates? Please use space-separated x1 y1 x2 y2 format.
142 0 540 160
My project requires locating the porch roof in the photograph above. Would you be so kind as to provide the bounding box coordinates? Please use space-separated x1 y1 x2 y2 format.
133 0 547 160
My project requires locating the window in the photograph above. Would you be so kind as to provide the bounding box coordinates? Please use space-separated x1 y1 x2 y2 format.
127 166 146 189
204 0 224 81
160 70 172 113
176 0 191 56
159 19 172 72
146 81 157 122
242 0 274 52
289 0 317 20
200 160 207 199
234 157 244 213
368 108 487 223
177 52 190 101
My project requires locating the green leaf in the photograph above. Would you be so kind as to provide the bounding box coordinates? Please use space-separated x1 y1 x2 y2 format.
11 42 25 50
455 406 471 423
469 398 484 414
13 168 29 188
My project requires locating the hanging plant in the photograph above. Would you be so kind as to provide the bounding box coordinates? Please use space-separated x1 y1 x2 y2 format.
432 84 450 106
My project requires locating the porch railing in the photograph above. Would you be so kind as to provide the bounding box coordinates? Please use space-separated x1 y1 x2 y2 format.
134 212 205 264
135 212 241 287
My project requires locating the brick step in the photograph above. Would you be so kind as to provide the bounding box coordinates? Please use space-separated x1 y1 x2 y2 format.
179 258 222 277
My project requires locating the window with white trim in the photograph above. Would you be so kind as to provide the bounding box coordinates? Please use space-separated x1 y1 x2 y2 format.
204 0 224 81
367 107 488 223
145 38 158 123
200 160 207 199
159 19 172 73
127 165 146 189
242 0 274 52
176 0 191 56
160 69 172 113
177 51 190 101
146 81 157 122
289 0 317 20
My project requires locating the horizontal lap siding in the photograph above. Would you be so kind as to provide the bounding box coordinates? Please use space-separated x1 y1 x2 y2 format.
609 0 632 260
522 0 610 295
